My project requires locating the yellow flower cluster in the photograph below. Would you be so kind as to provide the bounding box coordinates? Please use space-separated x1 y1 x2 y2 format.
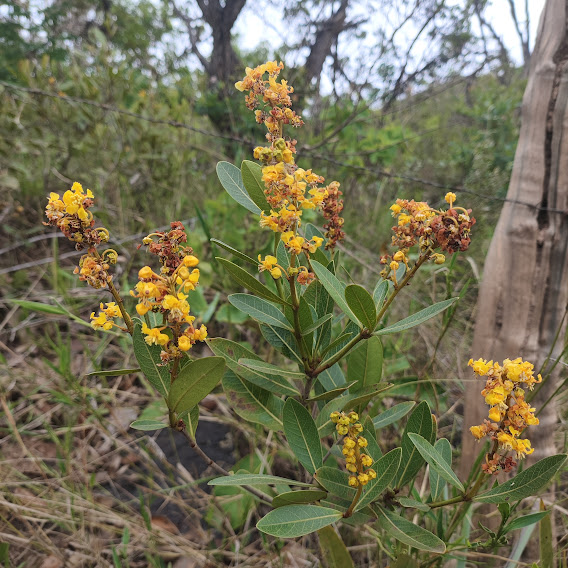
469 357 541 473
90 302 122 331
331 411 377 488
258 255 282 279
45 182 116 289
130 253 206 358
235 61 344 257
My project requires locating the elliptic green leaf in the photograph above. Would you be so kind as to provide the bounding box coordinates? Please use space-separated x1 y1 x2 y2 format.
345 284 377 330
132 319 170 397
229 293 293 330
408 434 464 493
318 525 355 568
216 161 261 214
260 323 303 364
167 357 225 415
504 511 550 534
272 489 328 508
238 358 304 380
86 368 140 377
283 398 323 474
8 299 67 315
208 474 311 487
317 363 346 392
222 371 283 431
397 497 430 512
302 313 333 335
210 238 258 266
257 505 342 538
474 455 567 504
314 467 357 501
347 336 383 393
241 160 270 212
375 507 446 553
355 448 402 511
216 258 286 305
311 260 360 325
374 298 458 336
373 401 415 430
394 401 435 489
429 438 452 501
372 280 391 309
129 419 167 431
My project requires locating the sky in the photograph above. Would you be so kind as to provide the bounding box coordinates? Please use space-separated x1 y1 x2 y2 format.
235 0 546 68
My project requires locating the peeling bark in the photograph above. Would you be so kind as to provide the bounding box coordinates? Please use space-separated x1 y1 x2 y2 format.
460 0 568 481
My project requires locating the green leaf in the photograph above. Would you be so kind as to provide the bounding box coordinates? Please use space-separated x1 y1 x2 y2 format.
362 423 383 462
314 467 357 500
222 371 283 431
347 336 383 393
233 359 300 396
129 419 167 431
397 497 430 512
394 401 435 489
167 357 225 415
355 448 402 511
318 525 355 568
346 384 392 411
302 313 333 335
238 358 304 380
260 323 303 364
208 474 312 487
375 506 446 553
375 298 458 336
308 382 356 402
8 299 67 315
132 319 170 397
283 399 323 474
241 160 270 212
183 405 199 439
210 238 258 266
216 161 261 215
216 258 286 305
273 489 328 508
474 455 567 503
86 368 140 377
345 284 377 330
257 505 342 538
429 438 452 501
373 401 416 429
504 511 550 534
229 293 293 330
311 260 360 325
372 280 391 309
539 501 553 568
317 363 346 392
408 434 464 493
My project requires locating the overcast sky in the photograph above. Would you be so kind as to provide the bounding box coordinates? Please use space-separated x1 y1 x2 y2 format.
235 0 546 67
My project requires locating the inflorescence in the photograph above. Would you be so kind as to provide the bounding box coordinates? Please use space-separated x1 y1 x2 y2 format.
469 357 541 474
235 61 345 281
381 192 475 284
331 411 376 488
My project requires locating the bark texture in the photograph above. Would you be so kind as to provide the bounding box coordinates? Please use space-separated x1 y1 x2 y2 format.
460 0 568 478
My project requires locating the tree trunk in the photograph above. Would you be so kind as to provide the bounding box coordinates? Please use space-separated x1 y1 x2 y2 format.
460 0 568 479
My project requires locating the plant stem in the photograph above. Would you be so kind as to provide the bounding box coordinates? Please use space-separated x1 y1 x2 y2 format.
310 249 432 377
176 426 273 506
106 273 134 335
428 494 465 509
344 484 363 518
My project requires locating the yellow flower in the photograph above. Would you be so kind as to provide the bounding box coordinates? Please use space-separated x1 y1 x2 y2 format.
141 323 169 346
139 266 154 279
445 192 457 205
178 336 192 351
390 203 402 216
470 425 484 439
348 476 359 487
90 311 112 331
485 385 506 406
183 255 199 267
468 358 493 376
488 406 502 423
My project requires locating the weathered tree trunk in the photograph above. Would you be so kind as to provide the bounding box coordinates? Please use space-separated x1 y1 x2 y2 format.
460 0 568 479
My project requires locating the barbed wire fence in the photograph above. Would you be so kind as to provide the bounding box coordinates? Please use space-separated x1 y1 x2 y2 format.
2 78 566 279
